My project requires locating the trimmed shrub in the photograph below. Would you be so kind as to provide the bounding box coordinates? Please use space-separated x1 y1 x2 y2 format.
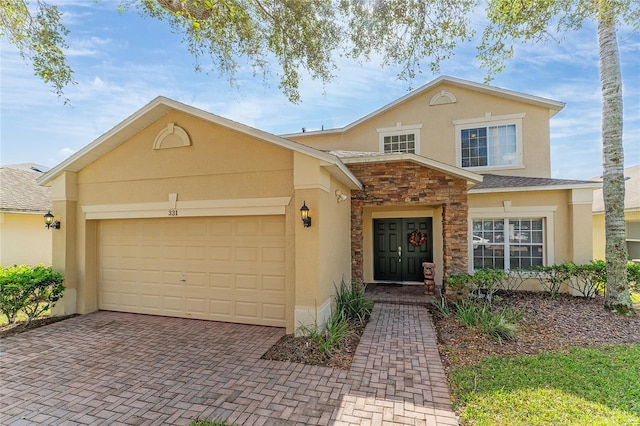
0 265 65 325
501 268 529 292
468 269 506 303
445 273 472 302
530 264 570 299
564 260 607 298
627 262 640 293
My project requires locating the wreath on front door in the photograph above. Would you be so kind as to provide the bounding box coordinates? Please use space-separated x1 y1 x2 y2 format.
408 229 427 247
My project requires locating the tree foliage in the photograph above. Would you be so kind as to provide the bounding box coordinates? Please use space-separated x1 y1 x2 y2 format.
0 0 75 102
2 0 475 103
478 0 639 79
479 0 637 315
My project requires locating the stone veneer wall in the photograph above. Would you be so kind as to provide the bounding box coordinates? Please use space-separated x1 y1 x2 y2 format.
346 161 469 286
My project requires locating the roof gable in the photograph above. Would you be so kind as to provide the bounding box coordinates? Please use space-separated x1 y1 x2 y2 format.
38 97 361 190
281 76 565 138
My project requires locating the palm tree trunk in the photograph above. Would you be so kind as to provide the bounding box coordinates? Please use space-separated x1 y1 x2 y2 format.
597 7 632 314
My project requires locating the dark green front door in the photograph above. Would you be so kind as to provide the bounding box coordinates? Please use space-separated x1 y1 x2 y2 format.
373 218 433 282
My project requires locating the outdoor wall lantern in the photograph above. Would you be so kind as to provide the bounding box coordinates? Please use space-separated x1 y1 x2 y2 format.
44 211 61 229
300 202 311 227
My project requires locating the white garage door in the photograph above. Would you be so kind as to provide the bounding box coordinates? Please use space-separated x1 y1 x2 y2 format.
98 216 287 327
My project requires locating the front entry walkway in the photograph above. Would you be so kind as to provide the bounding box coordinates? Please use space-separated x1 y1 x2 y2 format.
1 286 457 425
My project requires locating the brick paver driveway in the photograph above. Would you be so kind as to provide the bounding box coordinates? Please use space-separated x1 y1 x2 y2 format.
1 293 458 425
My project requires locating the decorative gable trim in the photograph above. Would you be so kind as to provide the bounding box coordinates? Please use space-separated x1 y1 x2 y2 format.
429 90 457 105
153 122 191 150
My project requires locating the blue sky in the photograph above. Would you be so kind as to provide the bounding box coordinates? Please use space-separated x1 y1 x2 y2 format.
1 1 638 180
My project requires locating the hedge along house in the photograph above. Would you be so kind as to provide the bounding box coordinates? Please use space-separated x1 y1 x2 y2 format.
39 76 600 332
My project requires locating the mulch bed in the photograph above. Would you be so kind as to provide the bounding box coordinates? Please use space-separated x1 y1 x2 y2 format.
261 320 367 370
428 291 640 370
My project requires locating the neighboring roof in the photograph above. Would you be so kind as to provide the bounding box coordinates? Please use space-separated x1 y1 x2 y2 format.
469 174 601 194
0 164 52 213
331 151 483 186
281 75 566 138
2 163 50 173
38 96 362 191
592 164 640 213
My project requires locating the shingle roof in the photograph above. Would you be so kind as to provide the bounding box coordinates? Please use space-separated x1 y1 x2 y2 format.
470 173 600 192
592 164 640 212
0 164 52 213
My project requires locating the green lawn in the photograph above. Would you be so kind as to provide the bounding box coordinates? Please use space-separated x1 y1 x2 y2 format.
451 344 640 425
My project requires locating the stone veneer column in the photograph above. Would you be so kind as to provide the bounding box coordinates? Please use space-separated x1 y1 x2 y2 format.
442 202 469 278
351 198 365 286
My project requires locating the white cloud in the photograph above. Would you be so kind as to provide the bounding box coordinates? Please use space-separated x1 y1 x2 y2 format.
91 76 104 88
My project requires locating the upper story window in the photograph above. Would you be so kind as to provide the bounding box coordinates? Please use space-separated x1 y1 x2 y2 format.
461 124 516 167
378 123 422 155
454 113 524 170
383 133 416 153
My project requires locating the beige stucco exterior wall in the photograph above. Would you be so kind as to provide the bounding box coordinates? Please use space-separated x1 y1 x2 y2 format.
293 152 352 331
592 213 606 260
0 213 52 267
290 82 553 178
49 110 353 334
469 188 594 293
468 190 595 265
593 210 640 261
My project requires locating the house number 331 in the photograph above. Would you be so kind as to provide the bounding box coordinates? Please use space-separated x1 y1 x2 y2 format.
168 209 178 216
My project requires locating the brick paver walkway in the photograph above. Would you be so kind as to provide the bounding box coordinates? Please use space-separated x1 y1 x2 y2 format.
1 285 457 425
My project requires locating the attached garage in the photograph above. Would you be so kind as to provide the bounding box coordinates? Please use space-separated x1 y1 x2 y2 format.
39 96 360 333
98 216 287 327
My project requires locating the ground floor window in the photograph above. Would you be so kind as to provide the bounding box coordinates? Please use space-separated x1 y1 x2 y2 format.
472 218 544 270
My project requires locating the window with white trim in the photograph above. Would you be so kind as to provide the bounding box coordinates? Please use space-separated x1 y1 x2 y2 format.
454 113 524 170
383 133 416 153
472 218 544 270
378 123 422 154
461 124 517 167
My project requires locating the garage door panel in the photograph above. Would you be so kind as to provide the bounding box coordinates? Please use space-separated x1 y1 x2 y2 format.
185 272 208 287
263 304 286 321
210 247 232 261
161 296 183 311
210 300 232 315
236 275 258 290
208 221 234 236
263 275 286 291
99 216 286 327
235 301 259 318
140 294 162 312
210 273 233 288
235 247 258 261
185 297 207 314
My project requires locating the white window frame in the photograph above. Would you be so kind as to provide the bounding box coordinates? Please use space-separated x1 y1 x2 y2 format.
468 201 556 272
377 122 422 155
453 113 525 171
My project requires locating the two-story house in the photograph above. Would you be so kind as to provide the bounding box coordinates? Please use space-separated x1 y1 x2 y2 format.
39 76 599 333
